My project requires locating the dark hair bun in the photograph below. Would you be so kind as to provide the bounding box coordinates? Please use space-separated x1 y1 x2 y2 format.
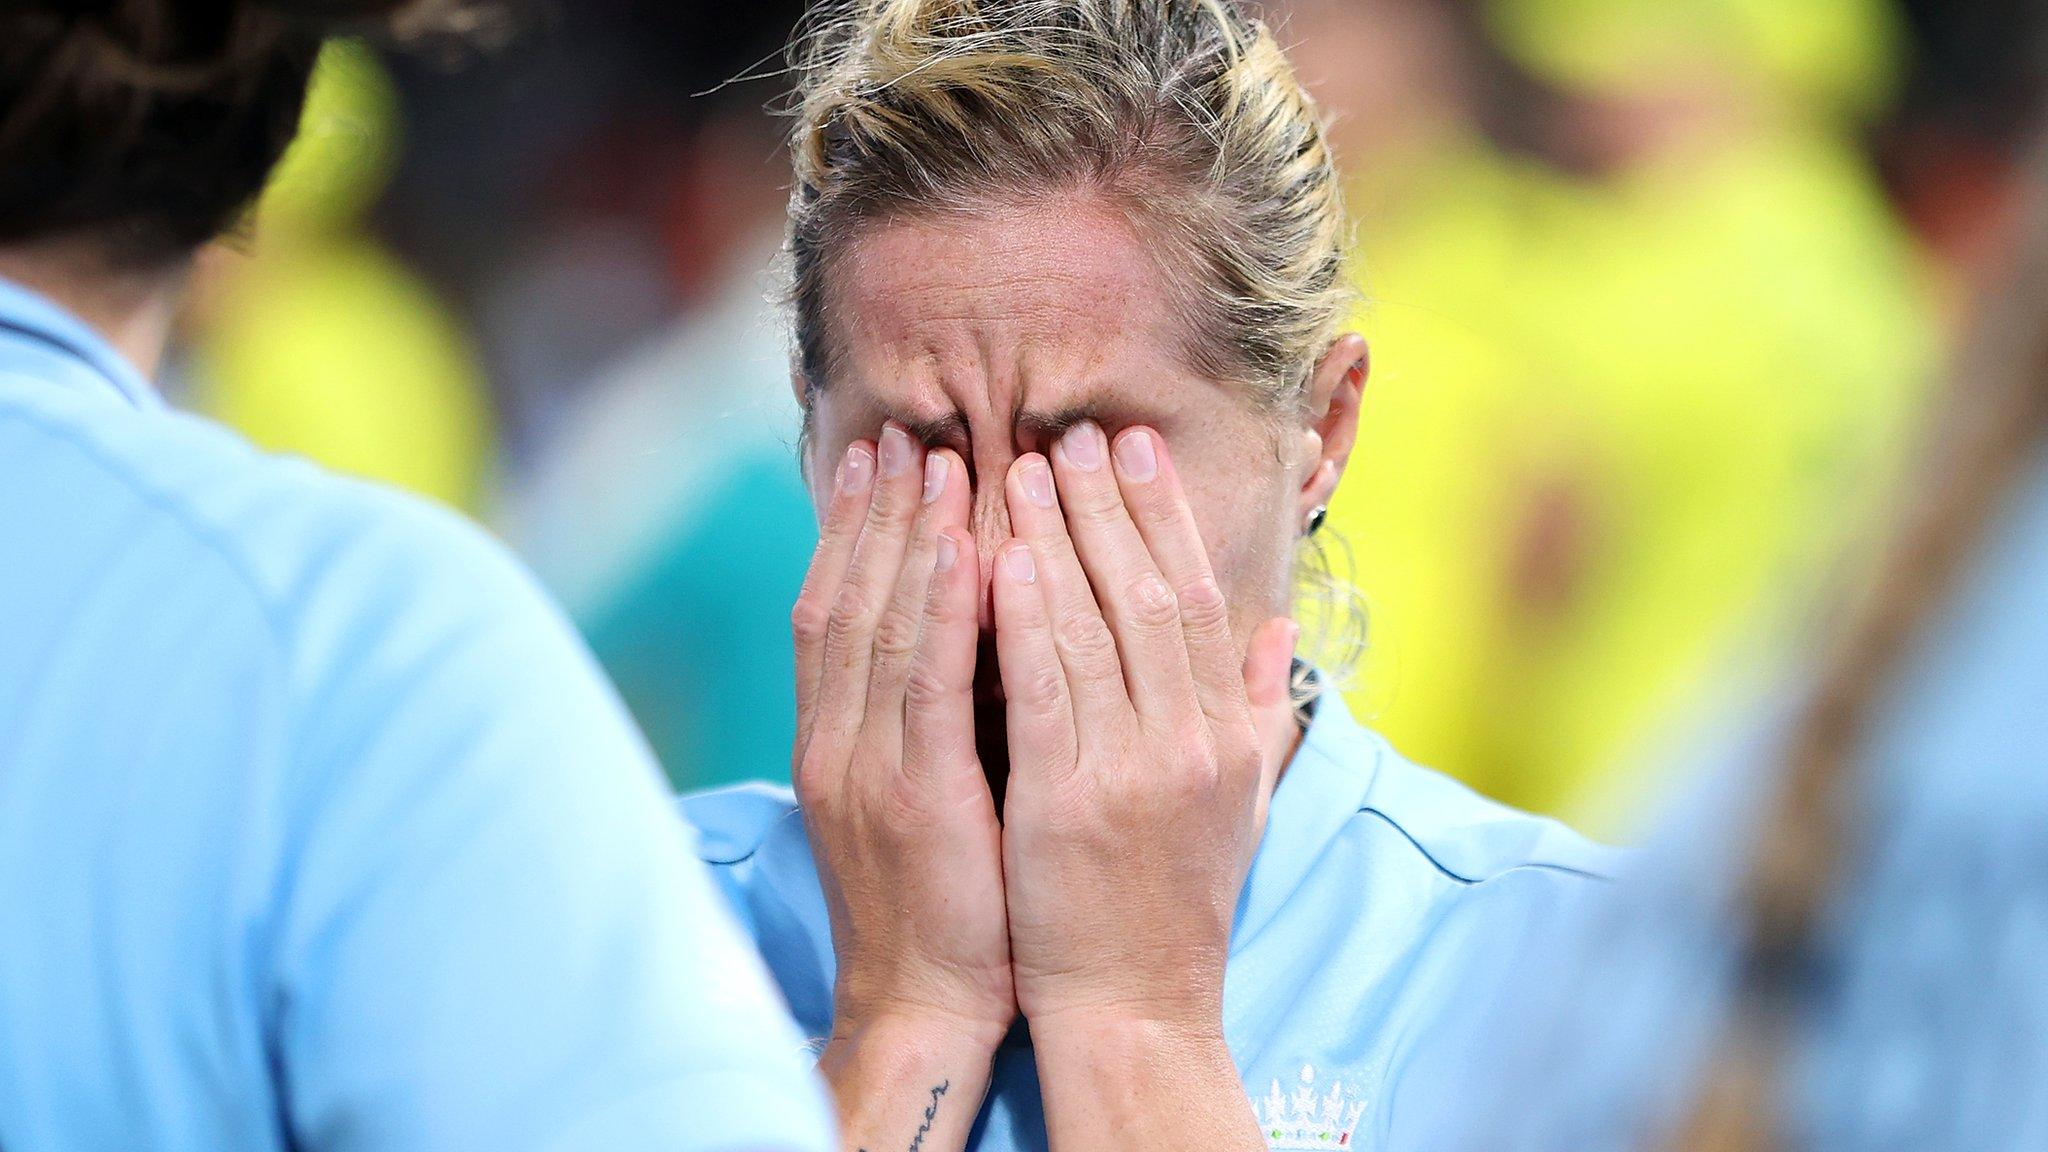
0 0 464 265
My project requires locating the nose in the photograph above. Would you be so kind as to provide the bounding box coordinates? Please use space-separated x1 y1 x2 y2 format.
970 482 1012 632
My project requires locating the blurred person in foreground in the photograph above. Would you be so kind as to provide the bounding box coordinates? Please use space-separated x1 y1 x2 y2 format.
1274 0 1937 833
1383 110 2048 1152
679 3 1615 1151
0 3 830 1149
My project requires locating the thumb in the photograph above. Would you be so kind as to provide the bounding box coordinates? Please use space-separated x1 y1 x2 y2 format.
1243 616 1301 823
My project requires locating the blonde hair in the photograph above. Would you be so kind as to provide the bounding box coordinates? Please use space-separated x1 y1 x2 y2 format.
783 0 1365 683
787 0 1350 400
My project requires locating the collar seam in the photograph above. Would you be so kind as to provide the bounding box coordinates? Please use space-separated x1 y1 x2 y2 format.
0 314 150 409
1355 806 1616 886
1228 712 1385 957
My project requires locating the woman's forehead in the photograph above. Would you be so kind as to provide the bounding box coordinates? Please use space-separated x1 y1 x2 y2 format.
822 194 1200 422
838 196 1165 321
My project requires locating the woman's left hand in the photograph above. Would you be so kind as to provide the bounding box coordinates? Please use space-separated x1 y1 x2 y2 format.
993 420 1300 1037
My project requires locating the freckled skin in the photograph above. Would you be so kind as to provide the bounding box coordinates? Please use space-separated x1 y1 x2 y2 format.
803 193 1304 670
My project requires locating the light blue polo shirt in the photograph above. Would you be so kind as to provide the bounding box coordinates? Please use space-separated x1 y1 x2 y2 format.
1382 450 2048 1152
0 277 833 1151
683 688 1619 1151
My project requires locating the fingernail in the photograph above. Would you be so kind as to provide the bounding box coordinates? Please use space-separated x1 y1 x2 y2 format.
922 452 948 504
1061 421 1104 471
1020 457 1055 508
1004 544 1036 584
879 423 914 477
935 532 958 572
1113 429 1157 482
839 443 874 494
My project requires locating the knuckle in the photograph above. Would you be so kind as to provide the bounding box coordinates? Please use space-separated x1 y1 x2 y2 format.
1072 661 1126 699
1123 482 1170 521
877 768 938 826
1201 722 1246 765
1174 765 1227 806
1173 718 1216 759
1176 574 1231 633
902 655 952 713
868 479 917 522
1124 573 1180 632
1067 479 1121 518
824 581 873 647
793 775 827 813
807 519 847 560
871 603 921 661
1230 744 1265 785
1205 735 1263 791
922 568 964 624
790 595 830 645
791 752 834 810
1054 610 1120 665
1015 661 1069 710
1167 741 1226 799
1142 716 1209 767
819 504 859 545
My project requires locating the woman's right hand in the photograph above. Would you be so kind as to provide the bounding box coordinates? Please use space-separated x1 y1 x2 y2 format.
793 423 1012 1148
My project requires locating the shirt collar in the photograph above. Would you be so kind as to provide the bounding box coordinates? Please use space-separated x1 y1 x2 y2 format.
1230 683 1385 954
0 275 162 411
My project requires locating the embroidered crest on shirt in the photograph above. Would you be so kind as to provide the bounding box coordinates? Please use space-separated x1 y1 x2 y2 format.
1254 1063 1366 1150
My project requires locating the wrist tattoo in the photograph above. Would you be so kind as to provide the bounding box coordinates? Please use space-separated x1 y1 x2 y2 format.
856 1078 953 1152
907 1079 951 1152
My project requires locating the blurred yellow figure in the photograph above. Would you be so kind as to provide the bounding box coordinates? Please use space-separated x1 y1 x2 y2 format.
1318 0 1939 835
184 42 493 512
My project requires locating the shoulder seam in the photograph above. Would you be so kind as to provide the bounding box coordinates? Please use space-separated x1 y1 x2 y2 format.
1358 807 1612 886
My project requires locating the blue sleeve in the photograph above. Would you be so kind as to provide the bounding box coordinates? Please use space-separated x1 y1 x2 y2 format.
265 494 833 1151
1381 462 2048 1152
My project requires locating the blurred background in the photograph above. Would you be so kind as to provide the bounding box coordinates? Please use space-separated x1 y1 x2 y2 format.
163 0 2046 839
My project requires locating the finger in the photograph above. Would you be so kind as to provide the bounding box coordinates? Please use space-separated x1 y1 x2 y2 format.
992 539 1079 777
866 447 971 750
1004 453 1129 738
901 525 981 782
1243 617 1300 828
1109 427 1252 732
792 439 877 766
1048 422 1199 726
812 422 926 751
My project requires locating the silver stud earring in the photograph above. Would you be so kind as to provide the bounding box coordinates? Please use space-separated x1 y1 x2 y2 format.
1305 504 1328 536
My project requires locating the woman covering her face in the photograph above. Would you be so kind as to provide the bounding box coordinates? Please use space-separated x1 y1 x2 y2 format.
684 2 1618 1150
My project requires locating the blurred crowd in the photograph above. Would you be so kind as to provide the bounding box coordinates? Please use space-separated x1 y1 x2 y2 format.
163 0 2046 835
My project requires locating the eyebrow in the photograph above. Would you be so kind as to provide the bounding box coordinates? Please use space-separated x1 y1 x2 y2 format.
1016 403 1116 443
900 411 971 447
894 399 1132 450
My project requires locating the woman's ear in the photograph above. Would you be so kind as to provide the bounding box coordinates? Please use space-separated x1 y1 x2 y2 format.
1296 333 1368 526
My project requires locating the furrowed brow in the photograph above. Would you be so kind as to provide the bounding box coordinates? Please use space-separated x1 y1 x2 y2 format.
888 397 1150 453
1016 402 1120 445
900 412 971 448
